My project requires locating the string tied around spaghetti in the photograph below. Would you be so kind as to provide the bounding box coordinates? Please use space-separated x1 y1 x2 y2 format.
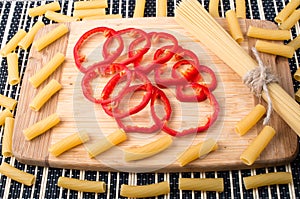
243 47 278 125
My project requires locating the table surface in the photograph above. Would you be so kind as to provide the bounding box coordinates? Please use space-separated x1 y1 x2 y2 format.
0 0 299 199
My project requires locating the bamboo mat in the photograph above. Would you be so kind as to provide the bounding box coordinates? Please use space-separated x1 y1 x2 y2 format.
0 0 299 199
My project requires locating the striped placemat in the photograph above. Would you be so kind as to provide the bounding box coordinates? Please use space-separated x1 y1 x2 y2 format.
0 0 299 198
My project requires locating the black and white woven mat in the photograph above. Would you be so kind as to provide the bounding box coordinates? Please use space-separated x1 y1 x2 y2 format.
0 0 299 198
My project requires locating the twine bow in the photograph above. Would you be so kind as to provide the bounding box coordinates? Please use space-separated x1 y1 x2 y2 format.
243 47 278 125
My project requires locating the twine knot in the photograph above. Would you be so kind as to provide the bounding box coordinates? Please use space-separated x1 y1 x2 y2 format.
243 47 278 125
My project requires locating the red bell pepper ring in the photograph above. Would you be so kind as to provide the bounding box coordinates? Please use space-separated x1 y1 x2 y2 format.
81 63 131 104
154 59 200 88
101 70 153 118
128 32 179 74
162 90 220 137
115 86 172 133
175 82 209 102
115 85 167 133
172 60 203 82
150 86 172 126
171 58 217 91
73 27 124 73
102 28 151 65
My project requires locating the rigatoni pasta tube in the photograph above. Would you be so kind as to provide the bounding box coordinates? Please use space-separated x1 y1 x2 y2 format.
295 88 300 102
74 0 108 9
179 178 224 192
235 104 266 136
208 0 220 17
82 14 122 20
124 135 172 161
0 29 26 57
157 0 167 17
45 11 79 23
73 8 106 19
177 138 218 167
33 24 69 51
293 68 300 81
275 0 300 23
0 109 13 126
225 10 244 43
7 53 20 85
279 9 300 30
236 0 246 18
133 0 146 18
255 40 295 58
18 21 45 50
243 172 292 190
0 162 35 186
29 79 62 111
120 181 170 198
2 117 14 157
247 26 290 40
23 113 60 141
287 35 300 50
57 177 105 193
0 95 17 110
49 131 89 157
28 1 61 17
29 52 65 88
87 129 127 158
240 126 276 165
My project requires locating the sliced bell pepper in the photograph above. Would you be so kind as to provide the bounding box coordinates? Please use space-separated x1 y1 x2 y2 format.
73 27 124 73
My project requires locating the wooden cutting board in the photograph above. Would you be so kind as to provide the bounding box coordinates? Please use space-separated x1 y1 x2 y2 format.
12 17 298 172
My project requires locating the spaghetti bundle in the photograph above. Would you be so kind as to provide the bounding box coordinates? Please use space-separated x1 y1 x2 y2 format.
175 0 300 137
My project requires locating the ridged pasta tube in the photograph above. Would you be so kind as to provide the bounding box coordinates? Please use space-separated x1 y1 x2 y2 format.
208 0 220 17
74 0 108 9
179 178 224 192
157 0 167 17
29 52 65 88
29 79 62 111
0 29 26 57
124 135 172 161
225 10 244 43
240 126 276 165
120 181 170 198
0 109 13 126
23 113 60 140
236 0 246 18
0 95 17 110
49 131 89 157
57 177 106 193
87 129 127 158
45 11 79 23
235 104 266 136
73 8 106 19
0 162 35 186
2 117 14 157
18 21 45 50
133 0 146 18
7 53 20 85
177 138 218 167
247 26 290 40
243 172 292 190
255 40 295 58
28 1 60 17
33 24 69 51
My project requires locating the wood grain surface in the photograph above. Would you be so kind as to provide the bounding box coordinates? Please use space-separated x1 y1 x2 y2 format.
12 17 298 172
